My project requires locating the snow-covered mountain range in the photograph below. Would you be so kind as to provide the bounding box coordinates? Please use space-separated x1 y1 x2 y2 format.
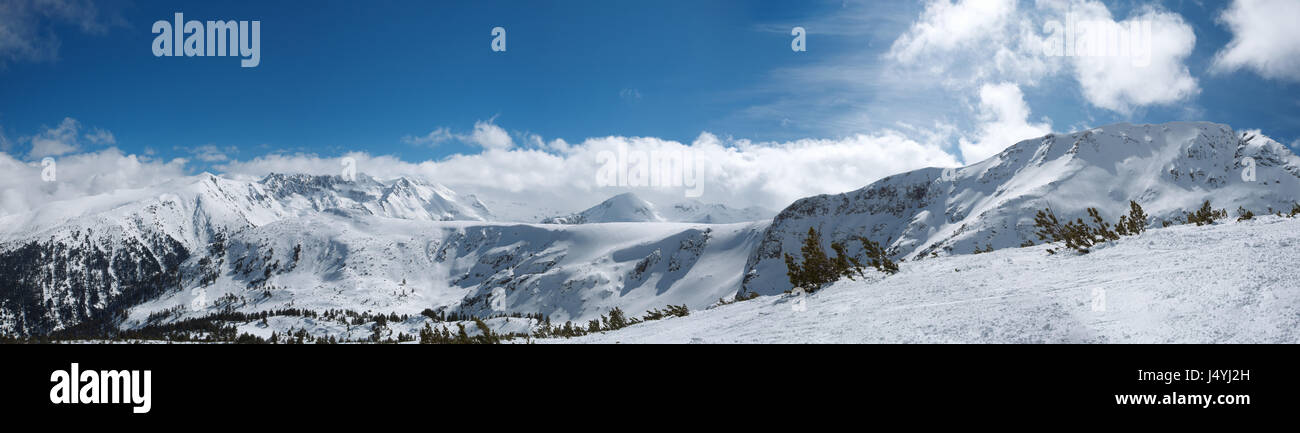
2 121 1298 341
740 122 1300 296
0 172 767 335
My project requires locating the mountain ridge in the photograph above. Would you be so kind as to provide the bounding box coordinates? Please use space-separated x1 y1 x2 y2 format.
740 121 1300 296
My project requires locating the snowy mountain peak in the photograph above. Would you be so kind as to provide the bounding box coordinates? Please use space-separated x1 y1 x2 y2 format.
543 192 664 224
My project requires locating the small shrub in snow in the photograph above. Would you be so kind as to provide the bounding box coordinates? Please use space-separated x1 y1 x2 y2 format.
1237 207 1255 222
1186 200 1227 226
1033 207 1121 254
641 305 688 321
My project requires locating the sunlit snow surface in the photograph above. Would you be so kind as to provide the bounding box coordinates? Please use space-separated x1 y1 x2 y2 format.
549 216 1300 344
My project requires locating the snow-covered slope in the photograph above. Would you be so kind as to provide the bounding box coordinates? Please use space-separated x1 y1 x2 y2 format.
117 218 766 331
543 192 771 224
553 216 1300 343
741 122 1300 296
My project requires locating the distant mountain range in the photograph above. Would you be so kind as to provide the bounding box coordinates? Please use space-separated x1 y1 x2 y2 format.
541 192 772 224
0 172 767 336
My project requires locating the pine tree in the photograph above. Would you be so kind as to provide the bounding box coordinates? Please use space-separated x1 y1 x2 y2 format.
1125 200 1147 234
1088 208 1119 241
784 227 836 293
852 236 898 275
1034 208 1065 244
472 318 500 344
1187 200 1217 226
454 323 471 344
419 322 436 344
665 304 689 317
604 307 629 330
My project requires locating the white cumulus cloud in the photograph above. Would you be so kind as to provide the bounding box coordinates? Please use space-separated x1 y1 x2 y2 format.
888 0 1017 65
0 148 189 217
220 125 960 213
1061 2 1200 113
1211 0 1300 81
467 120 514 150
959 82 1053 163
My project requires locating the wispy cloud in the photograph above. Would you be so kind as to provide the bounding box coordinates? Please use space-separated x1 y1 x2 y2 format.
17 117 122 159
619 88 642 101
84 127 115 145
0 125 11 153
402 119 514 150
26 117 81 158
0 0 120 65
183 144 238 162
401 127 454 146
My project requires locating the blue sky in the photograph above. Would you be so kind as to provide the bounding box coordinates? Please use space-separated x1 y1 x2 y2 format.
1 0 1298 212
2 0 857 161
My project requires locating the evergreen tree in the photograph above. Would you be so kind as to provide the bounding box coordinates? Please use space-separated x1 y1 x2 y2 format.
419 322 437 344
454 323 471 344
472 318 500 344
604 307 629 330
851 236 898 275
784 227 837 292
1125 200 1147 235
1187 200 1217 226
785 227 898 293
